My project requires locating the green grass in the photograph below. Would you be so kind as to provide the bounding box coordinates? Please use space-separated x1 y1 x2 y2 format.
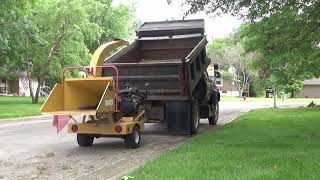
222 96 320 103
129 108 320 179
0 96 45 119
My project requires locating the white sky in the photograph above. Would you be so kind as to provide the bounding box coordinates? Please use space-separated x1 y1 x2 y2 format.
113 0 242 40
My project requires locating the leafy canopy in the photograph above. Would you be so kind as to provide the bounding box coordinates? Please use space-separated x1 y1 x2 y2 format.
182 0 320 91
1 0 138 103
240 9 319 91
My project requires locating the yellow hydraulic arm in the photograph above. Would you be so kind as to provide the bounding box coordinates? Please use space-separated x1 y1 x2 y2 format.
90 39 128 77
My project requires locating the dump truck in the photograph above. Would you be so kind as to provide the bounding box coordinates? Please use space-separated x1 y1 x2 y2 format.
103 19 220 134
41 19 220 148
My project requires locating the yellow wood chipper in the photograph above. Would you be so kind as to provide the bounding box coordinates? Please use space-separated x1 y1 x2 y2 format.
40 40 145 148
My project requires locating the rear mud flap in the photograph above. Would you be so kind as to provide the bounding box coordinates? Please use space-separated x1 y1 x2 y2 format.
166 101 192 134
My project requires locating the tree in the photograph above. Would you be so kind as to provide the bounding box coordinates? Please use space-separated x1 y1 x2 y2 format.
85 0 139 52
182 0 319 21
207 30 257 97
179 1 320 73
0 0 35 79
181 0 320 77
13 0 104 103
239 9 318 106
2 0 138 103
179 0 320 104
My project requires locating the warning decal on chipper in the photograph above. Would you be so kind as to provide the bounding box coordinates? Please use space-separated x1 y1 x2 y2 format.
105 99 113 106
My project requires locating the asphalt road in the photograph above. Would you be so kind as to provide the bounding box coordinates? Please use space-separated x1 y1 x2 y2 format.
0 101 305 180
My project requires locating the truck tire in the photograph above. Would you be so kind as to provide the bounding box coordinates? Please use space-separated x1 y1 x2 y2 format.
208 103 219 125
190 101 200 134
77 134 94 147
124 126 141 149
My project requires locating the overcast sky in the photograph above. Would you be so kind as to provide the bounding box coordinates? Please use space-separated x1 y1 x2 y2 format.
113 0 242 40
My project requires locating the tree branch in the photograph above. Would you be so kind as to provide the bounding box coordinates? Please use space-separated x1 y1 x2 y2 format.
41 22 68 76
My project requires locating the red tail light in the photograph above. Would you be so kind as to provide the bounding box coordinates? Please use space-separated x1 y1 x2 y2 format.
115 125 122 133
71 124 78 132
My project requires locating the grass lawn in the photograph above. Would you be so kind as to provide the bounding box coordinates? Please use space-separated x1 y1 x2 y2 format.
0 96 45 119
129 108 320 179
222 96 320 103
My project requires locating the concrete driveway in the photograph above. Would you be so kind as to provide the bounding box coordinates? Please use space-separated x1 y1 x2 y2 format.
0 101 305 180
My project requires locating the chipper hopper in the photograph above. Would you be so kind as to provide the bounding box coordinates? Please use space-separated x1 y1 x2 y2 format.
41 40 145 148
41 73 116 116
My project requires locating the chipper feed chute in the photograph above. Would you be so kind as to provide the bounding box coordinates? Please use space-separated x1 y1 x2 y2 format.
41 77 115 116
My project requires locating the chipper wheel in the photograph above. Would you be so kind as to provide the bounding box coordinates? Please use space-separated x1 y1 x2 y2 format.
124 126 141 149
77 134 94 147
208 103 219 125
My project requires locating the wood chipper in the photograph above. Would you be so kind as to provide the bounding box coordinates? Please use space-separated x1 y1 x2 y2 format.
41 40 145 148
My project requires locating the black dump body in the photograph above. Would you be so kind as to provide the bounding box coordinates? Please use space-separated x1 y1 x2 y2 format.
103 19 218 134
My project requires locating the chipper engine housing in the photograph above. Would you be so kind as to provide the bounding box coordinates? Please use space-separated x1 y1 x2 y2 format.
119 85 144 117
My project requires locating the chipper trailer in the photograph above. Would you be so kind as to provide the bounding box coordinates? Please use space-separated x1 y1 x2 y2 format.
41 40 146 148
41 19 221 148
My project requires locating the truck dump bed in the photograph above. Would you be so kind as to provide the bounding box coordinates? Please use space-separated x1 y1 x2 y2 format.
103 19 210 101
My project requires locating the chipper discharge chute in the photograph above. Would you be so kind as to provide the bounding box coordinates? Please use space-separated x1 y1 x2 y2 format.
41 40 144 149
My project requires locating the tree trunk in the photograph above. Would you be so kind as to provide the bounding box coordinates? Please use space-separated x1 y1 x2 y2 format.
27 71 42 104
26 71 35 104
4 79 7 94
28 81 36 104
291 89 294 98
238 89 243 97
32 77 43 104
273 86 277 108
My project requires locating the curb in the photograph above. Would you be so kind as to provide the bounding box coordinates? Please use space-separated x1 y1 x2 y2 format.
0 114 51 122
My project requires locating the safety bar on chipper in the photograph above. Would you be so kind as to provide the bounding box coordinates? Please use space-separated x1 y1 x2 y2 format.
60 65 119 112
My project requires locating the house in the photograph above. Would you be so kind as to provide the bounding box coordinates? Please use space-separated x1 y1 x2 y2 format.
0 77 40 96
294 78 320 98
207 65 247 96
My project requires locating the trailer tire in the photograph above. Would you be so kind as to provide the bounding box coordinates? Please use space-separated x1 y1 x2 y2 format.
124 126 141 149
190 101 200 135
208 103 219 125
77 134 94 147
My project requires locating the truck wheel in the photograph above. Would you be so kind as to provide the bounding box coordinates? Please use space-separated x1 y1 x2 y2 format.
190 102 200 135
124 126 141 149
208 103 219 125
77 134 94 147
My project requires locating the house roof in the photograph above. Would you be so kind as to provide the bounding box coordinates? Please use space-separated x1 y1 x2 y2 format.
303 78 320 85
